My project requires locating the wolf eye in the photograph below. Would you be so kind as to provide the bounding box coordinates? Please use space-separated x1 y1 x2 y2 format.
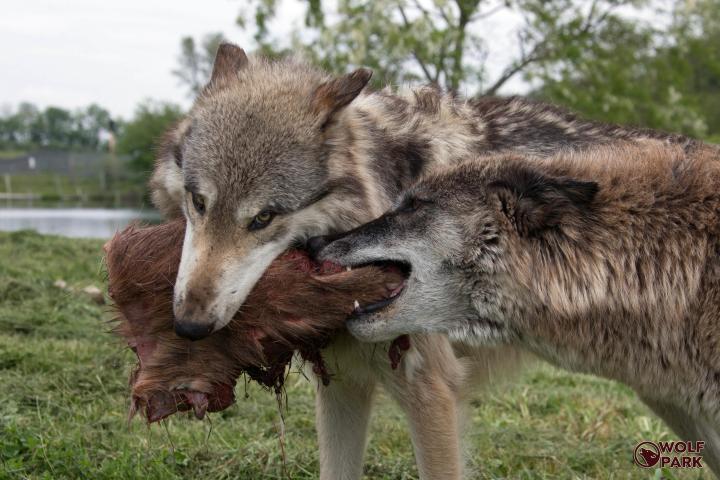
398 197 423 213
249 210 276 230
191 192 206 215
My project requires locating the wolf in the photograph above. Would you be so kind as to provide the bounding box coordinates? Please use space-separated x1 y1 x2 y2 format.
312 141 720 475
151 42 697 478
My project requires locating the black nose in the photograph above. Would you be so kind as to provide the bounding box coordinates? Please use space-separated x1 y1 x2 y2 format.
306 235 330 260
174 321 213 341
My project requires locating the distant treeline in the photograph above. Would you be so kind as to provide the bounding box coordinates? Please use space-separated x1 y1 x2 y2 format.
0 103 121 152
0 101 183 175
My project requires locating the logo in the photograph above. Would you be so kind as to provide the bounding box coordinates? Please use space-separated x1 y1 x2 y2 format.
634 441 704 469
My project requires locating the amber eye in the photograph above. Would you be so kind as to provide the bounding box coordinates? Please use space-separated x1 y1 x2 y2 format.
249 210 276 230
191 192 206 215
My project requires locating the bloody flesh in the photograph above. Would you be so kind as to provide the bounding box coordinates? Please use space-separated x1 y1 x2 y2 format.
105 220 404 422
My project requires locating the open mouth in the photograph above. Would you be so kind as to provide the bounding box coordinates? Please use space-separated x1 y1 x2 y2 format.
286 242 412 316
348 261 411 316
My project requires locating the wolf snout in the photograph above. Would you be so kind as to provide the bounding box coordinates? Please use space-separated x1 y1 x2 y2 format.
306 235 330 259
174 320 214 341
173 297 217 341
307 235 352 262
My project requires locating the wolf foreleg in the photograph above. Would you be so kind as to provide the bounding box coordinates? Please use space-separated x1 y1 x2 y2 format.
315 374 376 480
382 334 467 480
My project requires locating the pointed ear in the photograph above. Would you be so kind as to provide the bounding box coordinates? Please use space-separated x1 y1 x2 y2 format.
489 165 598 236
311 68 373 125
210 43 249 87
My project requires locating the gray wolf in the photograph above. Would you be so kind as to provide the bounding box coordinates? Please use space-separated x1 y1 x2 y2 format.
314 141 720 475
151 42 696 478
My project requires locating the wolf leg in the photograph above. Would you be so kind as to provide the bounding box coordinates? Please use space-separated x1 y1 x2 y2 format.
315 371 376 480
642 397 720 476
383 335 467 480
402 373 464 480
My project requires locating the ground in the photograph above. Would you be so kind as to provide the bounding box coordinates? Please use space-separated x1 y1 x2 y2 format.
0 173 146 207
0 230 709 479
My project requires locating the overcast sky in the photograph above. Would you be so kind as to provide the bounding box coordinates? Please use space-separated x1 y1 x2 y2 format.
5 0 641 119
0 0 307 118
0 0 541 119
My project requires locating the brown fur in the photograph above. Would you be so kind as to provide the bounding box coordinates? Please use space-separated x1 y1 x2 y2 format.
491 143 720 411
105 219 403 422
146 46 702 478
317 140 720 474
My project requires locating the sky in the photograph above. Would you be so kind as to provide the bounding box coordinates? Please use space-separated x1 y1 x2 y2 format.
2 1 657 120
0 0 302 118
0 0 540 119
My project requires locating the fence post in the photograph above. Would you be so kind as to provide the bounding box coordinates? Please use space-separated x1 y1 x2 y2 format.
3 174 10 208
54 174 63 204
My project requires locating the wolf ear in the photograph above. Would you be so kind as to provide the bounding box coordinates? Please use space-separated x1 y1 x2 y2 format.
210 43 249 87
311 68 373 126
489 164 598 236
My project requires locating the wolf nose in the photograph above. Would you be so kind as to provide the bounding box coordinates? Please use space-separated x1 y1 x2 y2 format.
306 235 330 260
174 321 213 341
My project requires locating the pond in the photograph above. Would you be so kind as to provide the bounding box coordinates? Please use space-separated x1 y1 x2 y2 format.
0 208 161 239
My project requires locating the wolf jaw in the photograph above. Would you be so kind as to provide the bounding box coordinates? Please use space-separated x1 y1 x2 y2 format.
348 260 411 315
314 230 461 343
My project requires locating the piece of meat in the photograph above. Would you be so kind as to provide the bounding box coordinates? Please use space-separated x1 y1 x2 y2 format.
104 219 404 423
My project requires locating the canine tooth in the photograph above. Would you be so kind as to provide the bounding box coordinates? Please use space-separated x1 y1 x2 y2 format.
346 266 352 272
354 300 360 309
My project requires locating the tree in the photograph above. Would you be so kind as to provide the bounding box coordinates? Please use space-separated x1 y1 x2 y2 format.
173 33 226 97
534 0 720 139
116 101 183 172
173 0 719 141
239 0 647 95
73 104 114 149
0 102 117 151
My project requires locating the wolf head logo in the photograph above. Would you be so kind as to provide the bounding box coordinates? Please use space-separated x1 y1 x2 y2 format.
634 442 661 468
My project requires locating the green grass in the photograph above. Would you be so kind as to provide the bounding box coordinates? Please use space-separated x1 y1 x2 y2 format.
0 173 147 207
0 151 29 160
0 230 710 479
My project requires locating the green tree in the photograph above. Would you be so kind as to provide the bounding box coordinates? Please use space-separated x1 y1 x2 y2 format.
116 101 183 172
239 0 647 95
0 102 118 151
174 0 719 140
72 104 114 149
529 0 720 139
669 0 720 140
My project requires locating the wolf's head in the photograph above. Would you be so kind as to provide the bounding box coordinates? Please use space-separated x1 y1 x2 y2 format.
151 44 373 339
312 157 598 343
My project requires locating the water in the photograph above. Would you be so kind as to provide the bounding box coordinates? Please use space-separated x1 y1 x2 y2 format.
0 208 161 239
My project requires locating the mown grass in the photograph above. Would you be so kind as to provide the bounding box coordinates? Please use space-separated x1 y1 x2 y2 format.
0 173 146 207
0 151 29 161
0 230 710 479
